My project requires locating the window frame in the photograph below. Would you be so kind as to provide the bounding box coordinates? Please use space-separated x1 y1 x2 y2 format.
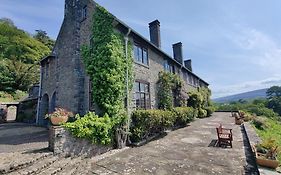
133 43 149 66
82 5 87 20
134 80 151 109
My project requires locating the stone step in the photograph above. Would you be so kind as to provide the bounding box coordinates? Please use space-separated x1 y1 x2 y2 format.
71 158 92 175
0 152 52 174
7 155 59 175
36 157 73 175
55 157 83 175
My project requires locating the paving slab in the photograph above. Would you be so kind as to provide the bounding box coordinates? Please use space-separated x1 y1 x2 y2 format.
0 123 48 153
91 112 247 175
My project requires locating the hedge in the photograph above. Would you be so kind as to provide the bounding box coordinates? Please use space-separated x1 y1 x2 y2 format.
130 107 196 143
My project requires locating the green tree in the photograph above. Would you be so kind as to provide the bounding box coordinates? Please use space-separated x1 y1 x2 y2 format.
266 86 281 115
34 30 55 50
267 86 281 99
0 18 50 92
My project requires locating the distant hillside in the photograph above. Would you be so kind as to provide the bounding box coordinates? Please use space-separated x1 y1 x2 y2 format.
213 88 268 103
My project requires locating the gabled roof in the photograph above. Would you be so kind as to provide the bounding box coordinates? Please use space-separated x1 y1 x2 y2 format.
40 55 55 64
111 11 209 86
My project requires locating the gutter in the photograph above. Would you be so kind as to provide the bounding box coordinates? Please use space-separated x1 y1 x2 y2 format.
124 28 131 130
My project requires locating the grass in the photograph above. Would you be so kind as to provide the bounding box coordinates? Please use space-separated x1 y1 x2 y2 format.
0 91 27 102
252 117 281 163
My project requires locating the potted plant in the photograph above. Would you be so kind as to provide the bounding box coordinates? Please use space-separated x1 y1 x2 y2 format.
254 138 279 169
45 108 73 126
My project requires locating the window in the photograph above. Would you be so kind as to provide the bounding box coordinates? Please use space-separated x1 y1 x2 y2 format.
188 74 193 85
163 60 174 73
134 81 150 109
134 44 148 65
82 6 87 20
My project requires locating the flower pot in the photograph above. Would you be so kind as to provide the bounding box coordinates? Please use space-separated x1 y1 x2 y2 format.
253 145 279 169
50 116 68 126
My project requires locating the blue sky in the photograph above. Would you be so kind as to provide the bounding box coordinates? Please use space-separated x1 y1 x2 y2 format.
1 0 281 98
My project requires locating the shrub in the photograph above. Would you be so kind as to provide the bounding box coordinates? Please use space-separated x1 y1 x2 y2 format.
173 107 195 126
198 108 208 118
187 91 203 109
252 116 267 130
205 106 216 117
130 109 175 143
64 112 114 145
246 105 278 119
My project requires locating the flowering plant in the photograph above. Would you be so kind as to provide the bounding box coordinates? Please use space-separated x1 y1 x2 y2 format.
45 108 73 119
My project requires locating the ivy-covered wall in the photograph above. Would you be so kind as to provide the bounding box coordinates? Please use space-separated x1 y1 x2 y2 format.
81 5 133 117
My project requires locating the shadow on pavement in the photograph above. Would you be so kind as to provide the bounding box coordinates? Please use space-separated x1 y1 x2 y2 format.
240 124 260 175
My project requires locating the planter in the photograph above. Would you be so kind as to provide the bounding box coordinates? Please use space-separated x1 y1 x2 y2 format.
50 116 68 126
235 117 243 125
253 145 279 169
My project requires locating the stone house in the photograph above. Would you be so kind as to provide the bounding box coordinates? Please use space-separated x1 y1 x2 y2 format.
36 0 209 126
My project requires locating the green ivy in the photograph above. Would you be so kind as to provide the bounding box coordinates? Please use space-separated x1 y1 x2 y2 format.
157 71 185 110
81 5 133 117
187 87 213 118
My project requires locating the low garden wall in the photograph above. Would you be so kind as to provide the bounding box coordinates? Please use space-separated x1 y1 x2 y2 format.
49 126 112 157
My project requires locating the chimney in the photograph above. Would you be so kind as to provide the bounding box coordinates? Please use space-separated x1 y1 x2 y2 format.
149 20 161 48
184 59 192 72
173 42 183 64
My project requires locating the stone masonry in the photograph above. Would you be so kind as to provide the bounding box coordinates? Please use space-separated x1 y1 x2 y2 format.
37 0 209 126
49 126 112 157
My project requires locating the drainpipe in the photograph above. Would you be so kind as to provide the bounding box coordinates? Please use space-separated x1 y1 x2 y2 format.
36 64 43 125
124 28 131 131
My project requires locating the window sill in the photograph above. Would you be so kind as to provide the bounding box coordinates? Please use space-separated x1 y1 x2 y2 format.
134 61 149 69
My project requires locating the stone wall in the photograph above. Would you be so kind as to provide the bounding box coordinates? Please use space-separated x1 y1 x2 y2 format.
49 126 112 157
17 99 38 123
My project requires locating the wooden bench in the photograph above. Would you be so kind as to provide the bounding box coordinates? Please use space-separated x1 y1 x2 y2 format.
216 124 233 148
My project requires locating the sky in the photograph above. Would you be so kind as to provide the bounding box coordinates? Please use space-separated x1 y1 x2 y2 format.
1 0 281 98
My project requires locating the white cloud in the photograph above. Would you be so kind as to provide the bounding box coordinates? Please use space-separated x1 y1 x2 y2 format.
230 27 281 75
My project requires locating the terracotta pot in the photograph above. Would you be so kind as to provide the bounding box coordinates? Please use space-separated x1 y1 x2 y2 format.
253 145 279 169
50 116 68 126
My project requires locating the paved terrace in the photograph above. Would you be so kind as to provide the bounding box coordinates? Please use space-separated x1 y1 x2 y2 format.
0 113 258 174
91 112 248 174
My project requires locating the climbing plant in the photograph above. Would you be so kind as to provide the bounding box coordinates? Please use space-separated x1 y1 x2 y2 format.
157 71 185 110
81 5 133 118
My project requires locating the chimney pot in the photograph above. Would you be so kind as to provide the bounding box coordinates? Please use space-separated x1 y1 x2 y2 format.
149 20 161 48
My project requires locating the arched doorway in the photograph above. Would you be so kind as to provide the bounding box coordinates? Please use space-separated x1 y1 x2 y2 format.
50 92 56 113
39 93 49 126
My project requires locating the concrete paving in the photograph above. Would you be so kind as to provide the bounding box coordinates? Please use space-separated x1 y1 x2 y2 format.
90 112 247 174
0 113 258 174
0 123 48 153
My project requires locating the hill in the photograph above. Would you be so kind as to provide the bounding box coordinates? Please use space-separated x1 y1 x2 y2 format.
213 88 268 103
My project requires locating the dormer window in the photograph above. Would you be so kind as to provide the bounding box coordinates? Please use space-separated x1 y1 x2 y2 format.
82 6 87 20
